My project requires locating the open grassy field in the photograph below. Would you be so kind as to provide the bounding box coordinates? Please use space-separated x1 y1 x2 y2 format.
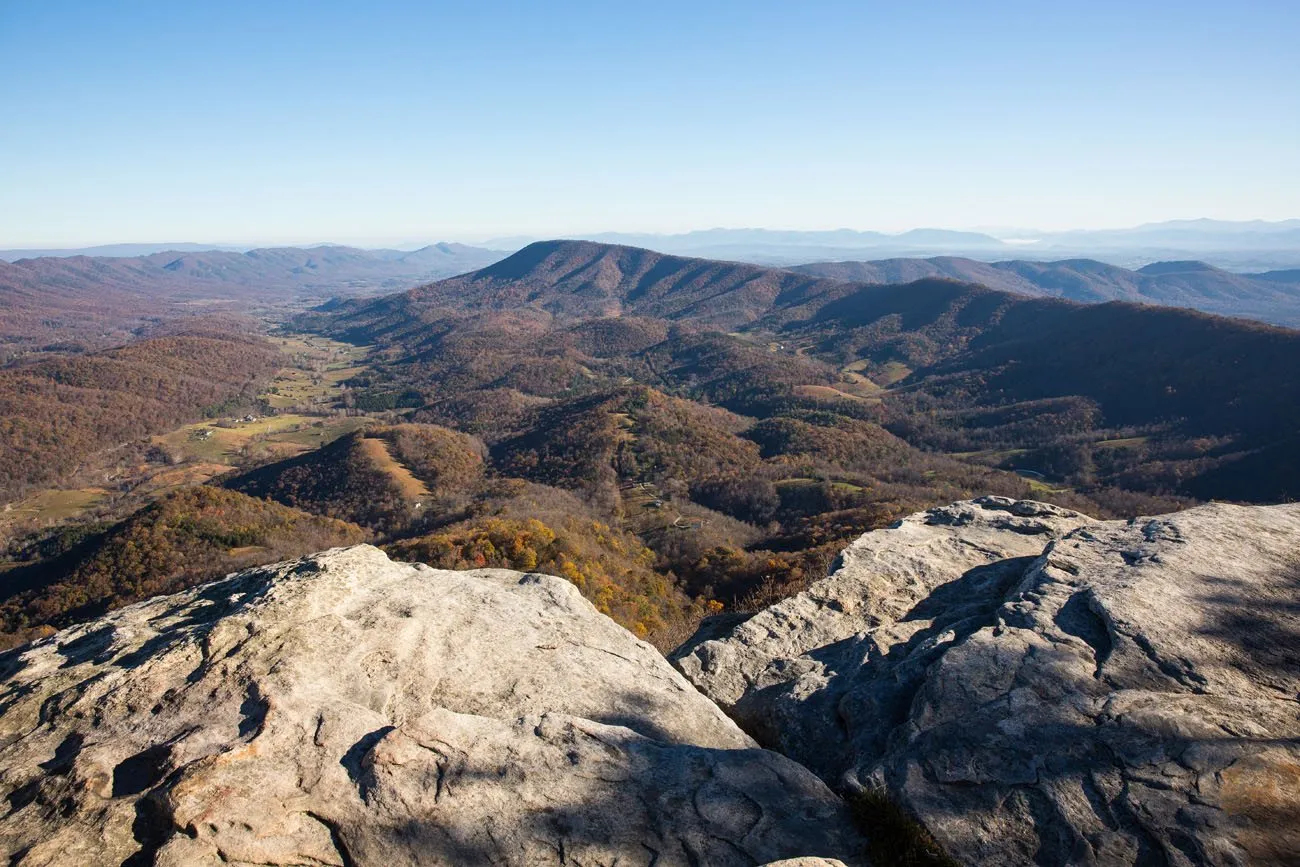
794 384 881 404
3 488 108 522
873 361 913 387
1094 436 1150 450
1024 477 1072 495
154 415 372 465
839 369 885 394
356 436 430 500
132 462 237 496
262 335 373 410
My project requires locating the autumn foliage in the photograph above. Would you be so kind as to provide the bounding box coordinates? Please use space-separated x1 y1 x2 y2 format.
0 487 365 649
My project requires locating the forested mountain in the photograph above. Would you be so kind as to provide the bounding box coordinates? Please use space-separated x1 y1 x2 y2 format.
320 239 851 335
792 256 1300 325
8 239 1299 656
319 240 1300 504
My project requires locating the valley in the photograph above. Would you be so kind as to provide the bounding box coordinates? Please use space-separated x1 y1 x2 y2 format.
13 239 1300 653
0 334 373 555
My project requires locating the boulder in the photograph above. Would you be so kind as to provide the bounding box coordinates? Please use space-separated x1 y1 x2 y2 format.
0 545 865 866
674 499 1300 865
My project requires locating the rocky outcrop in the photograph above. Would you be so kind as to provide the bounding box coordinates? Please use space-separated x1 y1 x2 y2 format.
673 497 1094 781
674 497 1300 866
0 545 865 866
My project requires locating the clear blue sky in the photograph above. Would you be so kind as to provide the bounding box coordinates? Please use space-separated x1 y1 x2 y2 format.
1 0 1297 246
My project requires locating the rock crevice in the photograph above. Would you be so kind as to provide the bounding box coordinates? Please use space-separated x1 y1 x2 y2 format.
674 497 1300 866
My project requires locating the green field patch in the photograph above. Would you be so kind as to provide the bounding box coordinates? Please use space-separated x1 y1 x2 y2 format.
268 416 372 448
156 414 370 464
4 488 108 521
134 462 237 496
261 334 373 410
794 384 880 404
839 370 885 395
1094 436 1150 449
154 425 248 463
1025 477 1072 495
873 361 913 387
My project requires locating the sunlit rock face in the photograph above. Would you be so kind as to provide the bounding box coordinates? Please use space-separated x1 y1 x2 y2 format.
0 545 864 866
675 498 1300 866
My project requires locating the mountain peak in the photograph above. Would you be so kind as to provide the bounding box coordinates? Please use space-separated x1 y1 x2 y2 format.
1137 260 1222 275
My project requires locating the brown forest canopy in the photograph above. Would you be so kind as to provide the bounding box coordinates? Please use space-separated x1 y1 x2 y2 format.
0 486 365 649
0 331 281 502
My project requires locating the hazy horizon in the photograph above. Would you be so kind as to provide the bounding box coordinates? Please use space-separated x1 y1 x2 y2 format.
3 217 1300 255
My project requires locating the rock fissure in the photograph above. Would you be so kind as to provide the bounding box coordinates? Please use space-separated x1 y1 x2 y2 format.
674 497 1300 866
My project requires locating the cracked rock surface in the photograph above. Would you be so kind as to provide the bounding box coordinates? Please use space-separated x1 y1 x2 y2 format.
0 545 865 866
674 498 1300 866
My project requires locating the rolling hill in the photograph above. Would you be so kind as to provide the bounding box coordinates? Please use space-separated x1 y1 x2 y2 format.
222 424 486 534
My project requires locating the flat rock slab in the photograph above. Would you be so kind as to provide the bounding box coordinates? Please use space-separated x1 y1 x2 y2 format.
0 545 865 866
675 498 1300 866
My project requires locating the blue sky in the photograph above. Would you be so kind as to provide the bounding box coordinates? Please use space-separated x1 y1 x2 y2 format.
1 0 1297 246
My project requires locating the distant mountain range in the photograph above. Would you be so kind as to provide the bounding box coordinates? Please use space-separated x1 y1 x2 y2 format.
0 242 249 260
6 231 1299 359
1034 218 1300 250
791 257 1300 326
484 220 1300 270
318 238 1300 329
12 218 1298 272
0 243 507 353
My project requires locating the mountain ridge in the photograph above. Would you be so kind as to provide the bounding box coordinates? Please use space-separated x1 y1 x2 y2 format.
791 255 1300 325
0 243 509 354
319 239 1300 504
